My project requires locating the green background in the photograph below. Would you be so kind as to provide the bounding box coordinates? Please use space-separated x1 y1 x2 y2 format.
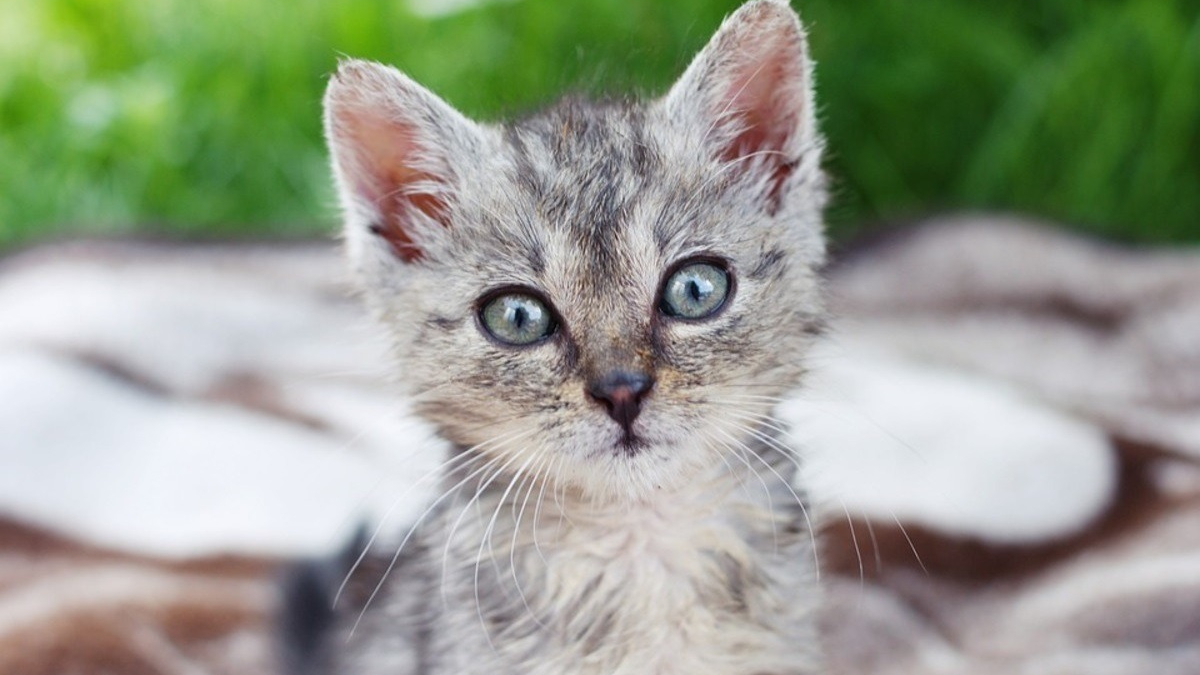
2 0 1198 251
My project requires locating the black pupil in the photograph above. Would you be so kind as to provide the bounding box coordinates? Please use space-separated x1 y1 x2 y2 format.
510 306 527 329
687 279 706 302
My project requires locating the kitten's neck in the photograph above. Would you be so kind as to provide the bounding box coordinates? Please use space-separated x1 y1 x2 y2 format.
429 435 819 675
435 430 810 590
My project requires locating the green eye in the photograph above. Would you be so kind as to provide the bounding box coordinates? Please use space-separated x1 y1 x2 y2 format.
480 292 555 345
660 261 731 320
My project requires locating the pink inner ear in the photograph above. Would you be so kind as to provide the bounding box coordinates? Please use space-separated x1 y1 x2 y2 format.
721 57 792 161
338 109 449 263
716 47 804 211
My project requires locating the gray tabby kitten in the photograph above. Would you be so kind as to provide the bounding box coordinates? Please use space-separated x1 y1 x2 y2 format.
289 1 829 673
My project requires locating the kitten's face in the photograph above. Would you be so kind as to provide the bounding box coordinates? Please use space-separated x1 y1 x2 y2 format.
326 0 826 502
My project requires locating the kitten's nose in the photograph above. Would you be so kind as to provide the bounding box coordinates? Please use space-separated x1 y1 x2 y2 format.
586 370 654 434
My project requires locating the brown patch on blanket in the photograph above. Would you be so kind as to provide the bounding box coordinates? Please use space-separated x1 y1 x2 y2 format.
0 518 279 675
70 350 175 397
205 372 331 433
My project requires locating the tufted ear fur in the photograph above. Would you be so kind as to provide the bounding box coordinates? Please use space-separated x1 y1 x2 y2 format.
323 60 483 263
662 0 818 211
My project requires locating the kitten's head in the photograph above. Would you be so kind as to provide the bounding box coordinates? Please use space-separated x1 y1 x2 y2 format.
324 0 826 503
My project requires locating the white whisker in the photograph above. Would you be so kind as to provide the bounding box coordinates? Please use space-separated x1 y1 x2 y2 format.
348 427 537 638
335 446 476 608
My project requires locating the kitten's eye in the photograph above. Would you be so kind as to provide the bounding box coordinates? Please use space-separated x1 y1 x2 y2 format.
480 292 555 345
660 261 730 320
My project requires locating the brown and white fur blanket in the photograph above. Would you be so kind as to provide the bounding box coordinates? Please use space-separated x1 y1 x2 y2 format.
1 215 1197 674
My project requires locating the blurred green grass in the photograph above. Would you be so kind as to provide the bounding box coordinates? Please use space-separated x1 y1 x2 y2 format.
1 0 1197 250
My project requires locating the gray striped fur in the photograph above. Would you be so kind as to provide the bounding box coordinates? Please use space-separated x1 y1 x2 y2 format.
310 2 829 673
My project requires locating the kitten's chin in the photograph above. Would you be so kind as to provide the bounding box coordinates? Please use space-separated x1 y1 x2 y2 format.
556 435 724 505
614 424 661 456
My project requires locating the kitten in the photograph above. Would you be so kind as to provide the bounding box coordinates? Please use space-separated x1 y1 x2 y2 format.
284 1 829 673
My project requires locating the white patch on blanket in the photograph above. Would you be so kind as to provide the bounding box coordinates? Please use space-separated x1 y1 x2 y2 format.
783 337 1117 543
0 348 444 558
0 249 367 393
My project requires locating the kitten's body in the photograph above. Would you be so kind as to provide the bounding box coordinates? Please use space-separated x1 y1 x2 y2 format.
289 2 829 673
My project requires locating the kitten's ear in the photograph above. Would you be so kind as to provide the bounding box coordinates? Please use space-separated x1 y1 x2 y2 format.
662 0 818 208
323 60 482 263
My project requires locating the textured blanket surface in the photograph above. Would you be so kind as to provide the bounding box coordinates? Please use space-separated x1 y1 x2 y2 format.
1 215 1197 674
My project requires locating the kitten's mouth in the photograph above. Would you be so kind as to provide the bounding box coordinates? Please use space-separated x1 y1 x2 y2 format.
616 432 647 456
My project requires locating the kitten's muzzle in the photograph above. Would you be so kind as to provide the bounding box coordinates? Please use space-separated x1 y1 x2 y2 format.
586 370 654 437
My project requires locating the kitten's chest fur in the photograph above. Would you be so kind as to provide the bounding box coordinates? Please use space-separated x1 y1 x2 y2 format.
337 454 819 675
